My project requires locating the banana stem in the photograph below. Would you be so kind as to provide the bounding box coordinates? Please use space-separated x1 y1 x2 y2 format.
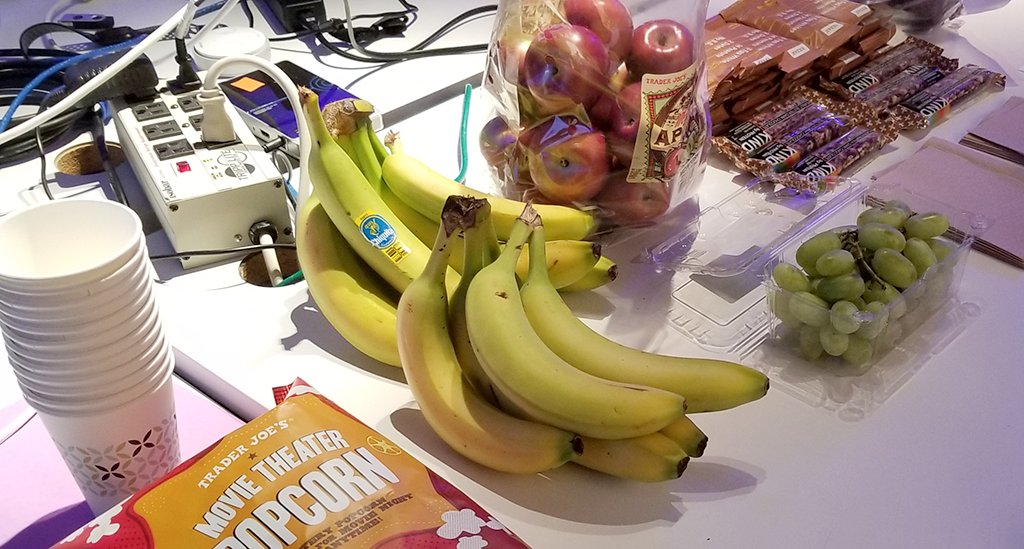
384 130 405 155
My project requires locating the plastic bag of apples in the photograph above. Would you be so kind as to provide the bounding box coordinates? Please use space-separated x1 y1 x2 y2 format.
480 0 712 233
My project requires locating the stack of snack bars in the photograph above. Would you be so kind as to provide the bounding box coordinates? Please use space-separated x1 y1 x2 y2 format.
706 0 1005 184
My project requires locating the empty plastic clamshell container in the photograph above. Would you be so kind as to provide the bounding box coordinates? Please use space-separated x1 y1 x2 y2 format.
634 174 988 419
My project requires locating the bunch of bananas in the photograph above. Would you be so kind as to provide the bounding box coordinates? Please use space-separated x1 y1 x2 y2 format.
296 90 770 482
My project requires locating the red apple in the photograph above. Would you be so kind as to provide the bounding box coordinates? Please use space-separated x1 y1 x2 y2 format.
493 32 532 85
592 172 671 226
523 24 611 114
605 81 644 165
626 19 695 78
522 115 610 204
479 116 517 169
563 0 634 64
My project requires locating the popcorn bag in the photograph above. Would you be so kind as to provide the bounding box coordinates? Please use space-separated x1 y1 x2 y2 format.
49 381 534 549
480 0 712 232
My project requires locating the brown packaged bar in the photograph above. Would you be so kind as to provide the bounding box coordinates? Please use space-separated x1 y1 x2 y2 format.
722 94 826 153
855 21 897 54
731 4 860 56
853 64 945 112
777 0 873 24
825 48 871 80
750 114 851 171
824 36 943 98
791 126 886 177
712 21 818 74
895 65 1004 127
705 30 768 96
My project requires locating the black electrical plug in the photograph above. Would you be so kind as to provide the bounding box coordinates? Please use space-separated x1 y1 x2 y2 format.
169 38 201 94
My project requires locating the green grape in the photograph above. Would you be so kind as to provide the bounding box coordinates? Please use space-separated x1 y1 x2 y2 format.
884 199 913 215
850 296 867 309
815 273 866 302
789 291 831 327
820 324 850 356
902 237 937 276
800 324 824 360
830 300 861 334
857 207 910 229
871 247 918 289
904 212 950 239
815 249 856 276
795 231 842 277
772 262 812 293
768 291 801 328
855 300 889 339
842 336 874 366
927 238 957 262
862 280 900 304
858 222 906 252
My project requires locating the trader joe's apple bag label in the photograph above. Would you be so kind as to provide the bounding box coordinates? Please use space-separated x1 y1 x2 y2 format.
51 385 534 549
625 64 708 192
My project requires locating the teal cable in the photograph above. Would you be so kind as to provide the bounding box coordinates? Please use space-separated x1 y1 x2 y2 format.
276 269 304 287
455 83 472 183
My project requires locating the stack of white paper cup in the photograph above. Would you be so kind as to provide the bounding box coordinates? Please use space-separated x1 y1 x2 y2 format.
0 199 180 516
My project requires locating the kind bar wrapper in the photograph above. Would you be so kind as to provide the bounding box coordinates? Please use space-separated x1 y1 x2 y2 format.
823 36 944 99
720 94 826 155
49 381 535 549
852 64 946 112
894 64 1006 129
791 126 887 177
749 114 851 172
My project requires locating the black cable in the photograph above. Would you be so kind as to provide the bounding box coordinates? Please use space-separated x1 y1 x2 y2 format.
239 0 255 28
309 3 495 64
149 242 297 261
35 123 54 201
90 104 127 206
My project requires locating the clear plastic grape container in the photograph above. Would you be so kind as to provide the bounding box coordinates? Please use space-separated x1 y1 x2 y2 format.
753 181 988 419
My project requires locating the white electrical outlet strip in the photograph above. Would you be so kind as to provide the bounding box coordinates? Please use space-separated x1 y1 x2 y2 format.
111 84 292 269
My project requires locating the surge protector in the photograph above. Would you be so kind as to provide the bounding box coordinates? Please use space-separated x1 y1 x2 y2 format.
111 84 292 269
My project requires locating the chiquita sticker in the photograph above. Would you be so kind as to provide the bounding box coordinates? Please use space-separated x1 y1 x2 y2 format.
357 211 410 264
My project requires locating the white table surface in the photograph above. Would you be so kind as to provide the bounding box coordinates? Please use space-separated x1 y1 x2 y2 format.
2 1 1023 548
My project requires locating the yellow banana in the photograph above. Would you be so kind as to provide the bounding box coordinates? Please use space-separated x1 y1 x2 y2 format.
381 134 597 241
573 432 689 482
300 89 460 295
559 255 618 292
519 224 770 413
295 193 401 367
659 415 708 458
396 195 581 474
465 205 686 440
517 240 602 289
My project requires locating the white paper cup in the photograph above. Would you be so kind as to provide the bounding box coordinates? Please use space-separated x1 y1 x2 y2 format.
0 253 152 315
19 347 174 416
0 199 143 292
33 370 180 516
10 336 169 398
1 297 161 358
0 277 153 333
0 284 156 344
3 324 165 377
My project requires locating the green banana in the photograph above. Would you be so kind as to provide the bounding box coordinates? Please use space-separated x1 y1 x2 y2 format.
295 193 401 367
659 415 708 458
559 255 618 292
381 133 597 241
573 432 689 482
396 195 581 474
520 225 770 413
300 89 460 296
465 205 686 439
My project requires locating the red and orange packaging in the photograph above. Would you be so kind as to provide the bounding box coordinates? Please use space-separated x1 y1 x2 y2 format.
481 0 713 231
50 382 534 549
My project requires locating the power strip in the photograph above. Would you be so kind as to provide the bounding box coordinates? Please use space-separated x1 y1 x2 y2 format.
111 84 292 269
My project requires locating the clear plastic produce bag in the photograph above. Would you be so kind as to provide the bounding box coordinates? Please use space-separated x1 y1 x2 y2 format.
852 0 963 31
479 0 712 233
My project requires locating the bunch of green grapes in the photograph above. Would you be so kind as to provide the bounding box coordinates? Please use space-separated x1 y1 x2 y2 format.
769 200 956 366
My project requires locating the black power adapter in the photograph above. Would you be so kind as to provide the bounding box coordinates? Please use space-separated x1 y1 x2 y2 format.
263 0 326 32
